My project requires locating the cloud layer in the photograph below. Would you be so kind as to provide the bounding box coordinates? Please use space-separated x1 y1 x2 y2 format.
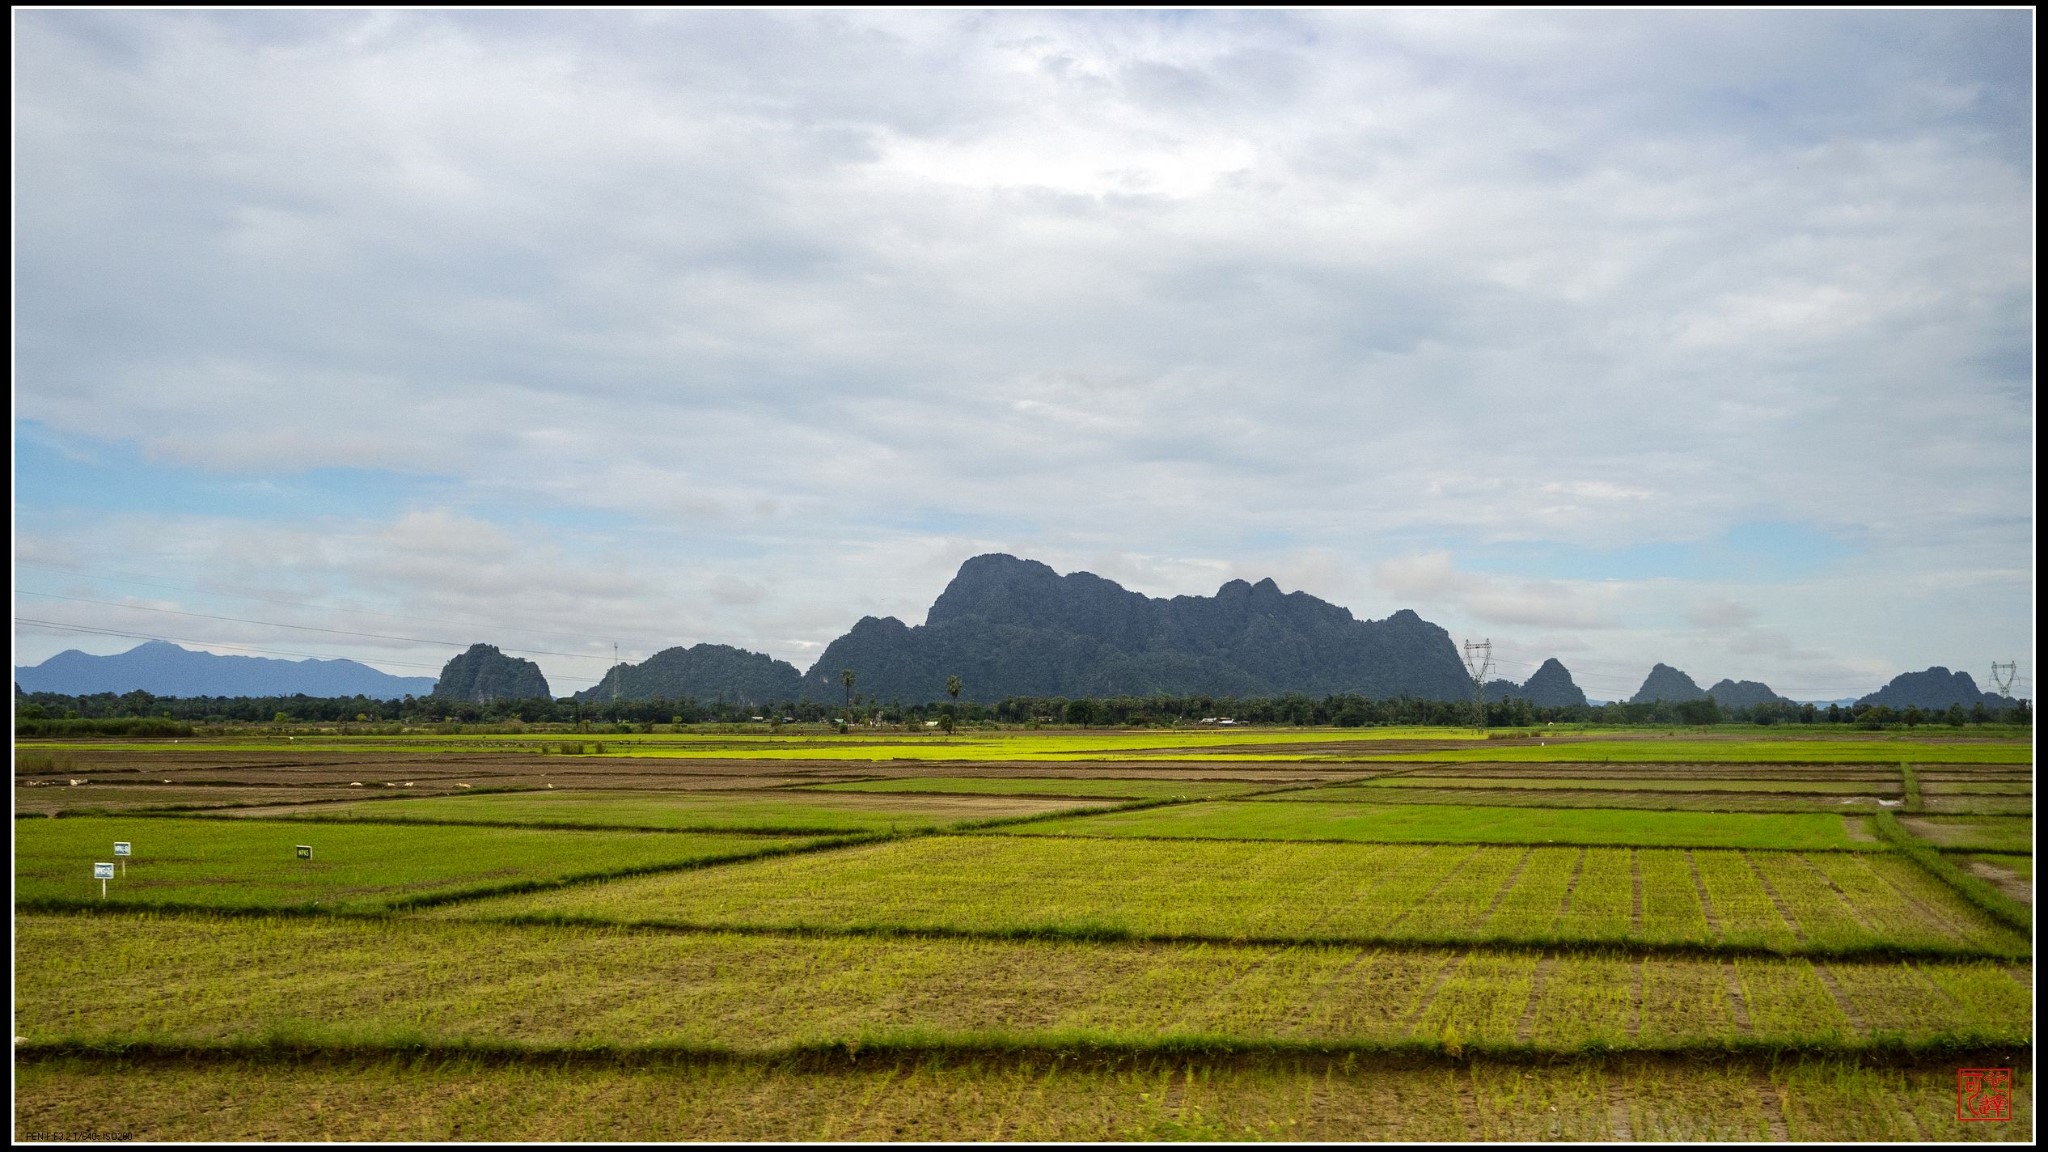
14 10 2034 699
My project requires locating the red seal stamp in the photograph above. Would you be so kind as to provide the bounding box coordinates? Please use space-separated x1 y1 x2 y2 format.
1957 1068 2012 1122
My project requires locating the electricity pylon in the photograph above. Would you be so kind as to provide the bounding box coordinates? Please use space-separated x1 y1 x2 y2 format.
1990 661 2018 699
1461 639 1493 731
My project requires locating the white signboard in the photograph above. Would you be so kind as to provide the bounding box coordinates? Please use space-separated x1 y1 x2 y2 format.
93 862 116 880
296 845 313 860
113 842 131 857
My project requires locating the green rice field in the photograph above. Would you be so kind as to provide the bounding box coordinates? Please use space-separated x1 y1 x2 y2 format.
14 724 2032 1140
208 788 1112 834
803 776 1270 800
1006 799 1873 850
14 816 825 912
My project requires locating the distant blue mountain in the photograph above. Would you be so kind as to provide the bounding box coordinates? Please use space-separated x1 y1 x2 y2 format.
13 641 437 698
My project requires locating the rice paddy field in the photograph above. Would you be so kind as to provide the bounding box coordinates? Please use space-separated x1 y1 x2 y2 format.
13 725 2034 1141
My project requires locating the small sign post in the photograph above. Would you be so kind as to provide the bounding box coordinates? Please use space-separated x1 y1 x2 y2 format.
93 861 115 897
296 845 313 860
113 841 131 876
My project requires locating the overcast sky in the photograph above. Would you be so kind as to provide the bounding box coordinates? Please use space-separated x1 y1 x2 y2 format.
13 9 2035 701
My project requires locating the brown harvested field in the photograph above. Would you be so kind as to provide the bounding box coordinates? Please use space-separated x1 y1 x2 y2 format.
1964 858 2033 906
12 1052 2028 1142
1275 787 1906 814
1401 763 1905 780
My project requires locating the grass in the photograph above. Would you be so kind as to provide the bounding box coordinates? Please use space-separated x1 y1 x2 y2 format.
21 726 2029 764
14 911 2033 1054
13 727 2034 1141
14 1049 2031 1142
802 776 1270 800
1872 812 2031 935
12 816 827 913
999 800 1874 850
1898 815 2034 853
439 837 2025 958
204 788 1112 835
1970 854 2032 882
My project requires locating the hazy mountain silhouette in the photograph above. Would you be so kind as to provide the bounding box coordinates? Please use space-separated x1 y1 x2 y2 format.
797 553 1473 703
1857 667 2010 710
13 640 435 698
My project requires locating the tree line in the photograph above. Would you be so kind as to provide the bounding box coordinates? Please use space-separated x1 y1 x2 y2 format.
14 686 2032 733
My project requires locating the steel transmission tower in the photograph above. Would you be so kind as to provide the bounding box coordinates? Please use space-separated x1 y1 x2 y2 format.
1990 661 2018 699
1461 639 1493 730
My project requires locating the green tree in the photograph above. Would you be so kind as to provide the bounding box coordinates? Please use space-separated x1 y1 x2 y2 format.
947 675 962 705
839 668 856 714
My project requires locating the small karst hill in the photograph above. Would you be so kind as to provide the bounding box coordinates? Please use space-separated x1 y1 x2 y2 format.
1857 667 2011 711
574 643 803 706
432 643 551 702
1484 658 1590 707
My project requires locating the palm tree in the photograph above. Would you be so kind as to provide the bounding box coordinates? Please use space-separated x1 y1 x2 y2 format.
946 675 962 704
840 668 856 713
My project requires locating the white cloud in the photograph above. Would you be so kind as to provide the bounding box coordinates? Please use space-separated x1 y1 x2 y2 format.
11 10 2032 700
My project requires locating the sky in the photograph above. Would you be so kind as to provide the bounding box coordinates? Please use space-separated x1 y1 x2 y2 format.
12 9 2035 702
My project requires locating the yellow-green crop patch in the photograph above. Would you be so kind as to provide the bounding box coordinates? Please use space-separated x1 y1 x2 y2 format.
802 776 1268 800
1334 739 2032 764
14 912 2032 1053
13 816 821 913
1001 800 1871 850
208 788 1110 834
442 837 2023 957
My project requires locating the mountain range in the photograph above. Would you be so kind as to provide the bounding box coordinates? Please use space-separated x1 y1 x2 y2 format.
12 640 436 698
17 558 2025 710
790 554 1474 703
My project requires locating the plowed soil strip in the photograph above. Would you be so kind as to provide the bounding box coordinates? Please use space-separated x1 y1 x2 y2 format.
1403 951 1470 1036
1630 849 1644 934
1688 850 1723 939
1629 957 1644 1041
1554 847 1587 930
1384 847 1484 934
1609 1079 1635 1142
1794 856 1875 933
1458 1066 1484 1139
1810 964 1867 1035
1472 846 1535 931
1725 962 1755 1035
1742 852 1806 941
1514 955 1559 1044
1755 1070 1791 1141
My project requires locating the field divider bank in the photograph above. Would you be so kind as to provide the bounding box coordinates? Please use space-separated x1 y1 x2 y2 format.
14 1030 2030 1070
